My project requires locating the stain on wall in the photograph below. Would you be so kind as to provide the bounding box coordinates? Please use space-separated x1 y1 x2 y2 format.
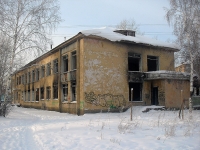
85 92 126 109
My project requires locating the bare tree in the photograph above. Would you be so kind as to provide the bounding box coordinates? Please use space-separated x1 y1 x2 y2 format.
165 0 200 113
116 19 143 35
0 0 61 74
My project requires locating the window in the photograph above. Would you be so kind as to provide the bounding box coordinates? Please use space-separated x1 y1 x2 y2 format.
47 63 51 76
22 75 25 84
28 72 31 83
63 55 68 72
16 77 18 85
40 87 44 100
46 86 51 100
27 90 30 101
147 56 159 71
71 82 76 101
36 88 39 101
19 76 21 85
62 84 68 101
32 90 35 101
25 73 27 84
32 70 35 82
71 51 76 70
41 66 45 78
53 59 58 73
53 83 58 99
128 53 141 71
36 68 40 81
24 91 26 101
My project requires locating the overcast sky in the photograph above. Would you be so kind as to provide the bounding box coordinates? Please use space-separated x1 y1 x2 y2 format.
50 0 175 48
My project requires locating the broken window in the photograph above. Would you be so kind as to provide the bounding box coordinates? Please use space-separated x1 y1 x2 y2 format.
71 51 76 70
41 65 45 78
53 59 58 73
32 70 35 82
129 83 142 101
36 88 39 101
62 84 68 101
32 90 35 101
36 68 39 81
63 55 68 72
46 86 51 100
46 62 51 76
28 72 31 83
25 73 27 84
71 82 76 101
53 83 58 99
40 87 44 100
147 56 159 71
128 53 141 71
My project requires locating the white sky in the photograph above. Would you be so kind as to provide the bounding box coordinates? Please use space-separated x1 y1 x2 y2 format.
50 0 176 48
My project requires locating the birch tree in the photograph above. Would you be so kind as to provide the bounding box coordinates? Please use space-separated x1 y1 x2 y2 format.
0 0 61 74
165 0 200 112
116 19 143 35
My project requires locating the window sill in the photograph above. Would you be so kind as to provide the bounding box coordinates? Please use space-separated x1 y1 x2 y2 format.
41 99 45 101
70 101 77 103
129 101 143 102
35 101 39 102
53 99 58 100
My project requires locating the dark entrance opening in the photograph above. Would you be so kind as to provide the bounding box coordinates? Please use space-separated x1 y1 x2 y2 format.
151 87 159 105
147 56 158 71
129 83 142 101
128 53 141 71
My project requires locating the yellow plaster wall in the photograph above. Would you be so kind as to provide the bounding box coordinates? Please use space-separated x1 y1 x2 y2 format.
14 51 61 111
165 79 189 108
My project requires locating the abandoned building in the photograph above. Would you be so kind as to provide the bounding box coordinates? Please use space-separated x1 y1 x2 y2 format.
11 27 190 115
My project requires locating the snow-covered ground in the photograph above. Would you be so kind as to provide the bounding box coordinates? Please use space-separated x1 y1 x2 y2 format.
0 106 199 150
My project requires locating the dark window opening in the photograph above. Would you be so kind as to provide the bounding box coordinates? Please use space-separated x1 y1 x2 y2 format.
128 53 141 71
147 56 158 71
53 59 58 73
71 51 76 70
63 55 68 72
25 73 27 84
36 68 40 81
71 82 76 101
28 90 30 101
41 66 45 78
129 83 142 101
36 88 39 101
32 70 35 82
53 83 58 99
62 84 68 101
47 63 51 76
46 86 51 100
28 72 31 83
40 87 44 99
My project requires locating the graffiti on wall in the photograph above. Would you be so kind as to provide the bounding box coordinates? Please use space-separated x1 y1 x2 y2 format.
85 92 126 109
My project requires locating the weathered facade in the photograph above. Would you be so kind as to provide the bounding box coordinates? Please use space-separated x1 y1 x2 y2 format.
12 28 190 115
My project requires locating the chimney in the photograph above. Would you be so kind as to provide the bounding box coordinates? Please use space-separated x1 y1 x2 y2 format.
114 30 135 37
64 37 66 41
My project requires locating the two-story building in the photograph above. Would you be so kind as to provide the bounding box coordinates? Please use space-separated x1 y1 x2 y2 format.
12 27 190 115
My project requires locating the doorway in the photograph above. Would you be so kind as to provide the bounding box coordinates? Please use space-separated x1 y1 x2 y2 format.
129 83 142 101
151 87 158 105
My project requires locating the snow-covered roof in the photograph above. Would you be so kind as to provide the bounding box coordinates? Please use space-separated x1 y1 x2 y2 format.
81 27 179 51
